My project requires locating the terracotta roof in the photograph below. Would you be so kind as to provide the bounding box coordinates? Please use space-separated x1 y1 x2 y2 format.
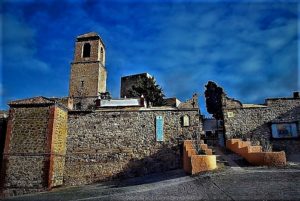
9 96 55 106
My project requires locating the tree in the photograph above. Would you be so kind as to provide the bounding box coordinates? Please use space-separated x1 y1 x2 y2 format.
128 76 164 107
204 81 225 119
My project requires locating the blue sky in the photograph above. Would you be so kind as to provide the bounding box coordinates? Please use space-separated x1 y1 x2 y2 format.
1 0 299 115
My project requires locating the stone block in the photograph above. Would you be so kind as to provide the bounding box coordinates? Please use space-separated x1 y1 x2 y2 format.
191 155 217 174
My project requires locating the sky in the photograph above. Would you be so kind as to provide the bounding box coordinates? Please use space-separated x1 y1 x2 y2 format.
1 0 299 116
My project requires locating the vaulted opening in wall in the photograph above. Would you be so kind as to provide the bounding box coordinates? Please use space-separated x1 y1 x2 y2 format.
83 43 91 58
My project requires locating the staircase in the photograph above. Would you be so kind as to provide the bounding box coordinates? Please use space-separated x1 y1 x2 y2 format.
210 146 248 170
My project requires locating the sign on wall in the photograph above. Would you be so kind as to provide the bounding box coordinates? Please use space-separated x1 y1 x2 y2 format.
271 123 298 139
156 116 164 141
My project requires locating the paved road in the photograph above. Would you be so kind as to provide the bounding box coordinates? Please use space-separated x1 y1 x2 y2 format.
4 167 300 201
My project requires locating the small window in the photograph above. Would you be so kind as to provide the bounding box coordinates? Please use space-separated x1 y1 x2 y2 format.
182 115 190 127
83 43 91 58
81 81 84 87
271 123 298 139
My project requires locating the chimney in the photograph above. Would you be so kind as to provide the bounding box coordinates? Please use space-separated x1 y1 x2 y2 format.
293 91 300 98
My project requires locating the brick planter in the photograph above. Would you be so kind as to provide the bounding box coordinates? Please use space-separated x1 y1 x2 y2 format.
246 151 286 166
191 155 217 174
183 140 217 174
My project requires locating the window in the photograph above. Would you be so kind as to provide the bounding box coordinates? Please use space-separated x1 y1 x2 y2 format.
81 81 84 87
83 43 91 58
182 115 190 127
271 123 298 139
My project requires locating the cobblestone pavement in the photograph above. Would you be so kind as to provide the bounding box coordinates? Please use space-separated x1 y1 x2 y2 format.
4 166 300 201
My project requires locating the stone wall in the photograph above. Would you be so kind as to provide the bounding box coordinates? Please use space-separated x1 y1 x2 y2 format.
0 114 8 171
223 97 300 154
120 73 151 98
69 62 107 97
178 94 199 109
1 107 50 196
64 108 201 186
73 33 105 65
1 101 68 197
72 96 98 111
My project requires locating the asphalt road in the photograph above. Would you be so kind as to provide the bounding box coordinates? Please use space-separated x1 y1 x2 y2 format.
4 167 300 201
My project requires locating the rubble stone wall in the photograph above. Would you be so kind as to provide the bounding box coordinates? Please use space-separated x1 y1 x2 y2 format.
64 109 201 185
223 98 300 154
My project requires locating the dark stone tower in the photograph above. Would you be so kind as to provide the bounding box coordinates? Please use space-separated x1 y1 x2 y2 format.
69 32 107 98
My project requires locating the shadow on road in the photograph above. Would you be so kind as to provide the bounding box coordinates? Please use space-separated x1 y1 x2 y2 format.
109 169 187 188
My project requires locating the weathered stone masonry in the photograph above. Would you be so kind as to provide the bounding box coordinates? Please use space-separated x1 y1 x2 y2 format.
0 100 202 196
0 112 8 172
0 32 204 197
64 108 201 185
69 32 107 98
0 98 68 196
222 95 300 154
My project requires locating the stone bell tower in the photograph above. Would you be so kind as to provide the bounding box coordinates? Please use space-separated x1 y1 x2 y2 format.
69 32 107 98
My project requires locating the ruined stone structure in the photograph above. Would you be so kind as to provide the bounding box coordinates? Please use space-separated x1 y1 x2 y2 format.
222 93 300 154
0 32 203 197
120 73 152 98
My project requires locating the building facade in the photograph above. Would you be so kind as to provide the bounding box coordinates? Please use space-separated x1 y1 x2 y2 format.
0 32 203 197
222 93 300 154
